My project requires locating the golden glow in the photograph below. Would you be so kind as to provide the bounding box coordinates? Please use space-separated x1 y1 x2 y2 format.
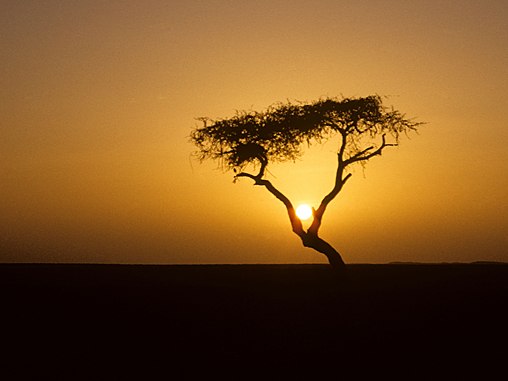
296 204 313 221
1 1 507 264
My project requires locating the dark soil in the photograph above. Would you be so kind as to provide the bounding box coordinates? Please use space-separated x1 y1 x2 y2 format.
2 263 506 377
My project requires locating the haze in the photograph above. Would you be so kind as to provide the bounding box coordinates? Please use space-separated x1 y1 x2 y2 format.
1 1 507 264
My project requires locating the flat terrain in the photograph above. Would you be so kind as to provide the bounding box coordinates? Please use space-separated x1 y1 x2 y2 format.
2 263 507 376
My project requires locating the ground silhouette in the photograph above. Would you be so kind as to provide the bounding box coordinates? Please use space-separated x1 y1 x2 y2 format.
2 263 506 377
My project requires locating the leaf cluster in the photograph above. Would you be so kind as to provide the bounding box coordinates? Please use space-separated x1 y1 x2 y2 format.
190 96 420 172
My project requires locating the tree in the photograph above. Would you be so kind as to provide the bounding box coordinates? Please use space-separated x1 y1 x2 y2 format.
190 96 421 270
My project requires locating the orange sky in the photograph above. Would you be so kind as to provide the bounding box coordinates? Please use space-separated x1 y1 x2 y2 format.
1 1 507 264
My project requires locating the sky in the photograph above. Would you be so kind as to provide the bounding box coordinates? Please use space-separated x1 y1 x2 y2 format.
1 0 507 264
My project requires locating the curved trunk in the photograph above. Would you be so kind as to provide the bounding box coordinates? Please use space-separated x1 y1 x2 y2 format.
301 233 346 270
235 169 348 271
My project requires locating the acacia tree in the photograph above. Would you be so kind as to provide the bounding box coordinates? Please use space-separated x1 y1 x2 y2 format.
191 96 421 270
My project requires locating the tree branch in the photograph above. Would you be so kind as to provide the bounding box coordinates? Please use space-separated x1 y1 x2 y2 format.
344 134 397 166
308 149 352 236
337 129 347 162
234 172 305 236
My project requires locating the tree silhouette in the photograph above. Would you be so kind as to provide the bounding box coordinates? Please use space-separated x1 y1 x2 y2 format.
191 96 421 270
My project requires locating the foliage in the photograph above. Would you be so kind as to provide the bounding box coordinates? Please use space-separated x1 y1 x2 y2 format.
190 95 420 172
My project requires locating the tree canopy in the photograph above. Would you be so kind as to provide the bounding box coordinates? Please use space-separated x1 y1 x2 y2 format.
191 95 420 175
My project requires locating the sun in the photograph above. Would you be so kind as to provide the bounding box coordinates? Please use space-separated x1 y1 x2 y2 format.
295 204 313 221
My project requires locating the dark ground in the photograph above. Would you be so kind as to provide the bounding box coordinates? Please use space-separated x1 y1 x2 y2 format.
1 263 507 378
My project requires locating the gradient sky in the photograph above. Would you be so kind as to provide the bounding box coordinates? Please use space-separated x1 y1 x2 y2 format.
1 0 507 264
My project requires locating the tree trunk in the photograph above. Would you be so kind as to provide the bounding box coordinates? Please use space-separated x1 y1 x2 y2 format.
301 233 346 270
234 173 347 272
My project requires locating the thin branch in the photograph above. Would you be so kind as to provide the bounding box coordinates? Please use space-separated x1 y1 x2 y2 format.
257 156 268 179
344 134 397 166
337 129 347 163
347 144 375 161
234 155 267 181
234 172 259 183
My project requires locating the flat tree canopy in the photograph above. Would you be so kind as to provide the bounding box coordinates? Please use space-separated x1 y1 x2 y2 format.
191 96 421 269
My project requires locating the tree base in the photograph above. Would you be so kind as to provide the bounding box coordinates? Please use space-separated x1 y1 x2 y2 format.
301 234 346 270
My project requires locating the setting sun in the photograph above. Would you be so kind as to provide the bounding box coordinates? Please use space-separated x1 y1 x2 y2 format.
295 204 313 221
